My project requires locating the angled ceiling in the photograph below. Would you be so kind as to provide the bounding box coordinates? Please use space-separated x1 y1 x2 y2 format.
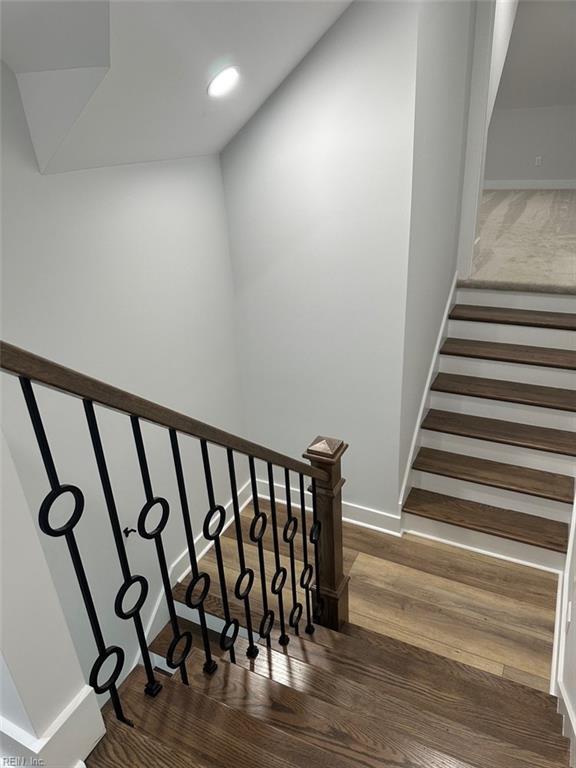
2 0 349 173
496 0 576 109
1 0 110 171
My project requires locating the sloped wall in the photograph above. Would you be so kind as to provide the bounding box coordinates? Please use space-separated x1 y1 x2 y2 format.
399 0 475 481
1 61 246 683
222 1 418 523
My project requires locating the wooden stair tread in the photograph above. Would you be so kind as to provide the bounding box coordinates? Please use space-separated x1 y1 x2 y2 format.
441 338 576 370
272 630 567 763
432 372 576 411
300 622 560 722
108 663 355 768
413 447 574 503
342 521 558 609
422 409 576 456
191 645 567 768
403 489 569 553
337 623 563 731
152 617 560 731
449 304 576 331
150 624 568 767
86 709 206 768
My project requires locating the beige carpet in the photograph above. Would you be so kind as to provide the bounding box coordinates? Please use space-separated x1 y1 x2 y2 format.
471 190 576 291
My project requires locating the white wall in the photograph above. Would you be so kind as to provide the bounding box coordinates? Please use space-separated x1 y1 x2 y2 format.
487 0 519 124
1 433 104 767
1 61 246 685
222 1 418 520
399 0 474 478
558 495 576 766
485 105 576 186
456 1 497 278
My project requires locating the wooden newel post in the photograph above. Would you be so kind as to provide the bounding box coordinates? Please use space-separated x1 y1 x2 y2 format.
303 436 350 631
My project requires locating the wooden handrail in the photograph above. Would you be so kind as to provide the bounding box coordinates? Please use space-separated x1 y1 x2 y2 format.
0 341 329 482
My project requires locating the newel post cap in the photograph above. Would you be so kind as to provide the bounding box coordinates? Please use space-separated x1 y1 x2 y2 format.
303 436 348 465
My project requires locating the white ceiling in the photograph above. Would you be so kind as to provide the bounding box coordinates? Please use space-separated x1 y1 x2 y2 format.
2 1 109 73
2 1 349 173
496 0 576 109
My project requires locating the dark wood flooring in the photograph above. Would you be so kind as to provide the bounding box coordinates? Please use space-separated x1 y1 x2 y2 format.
87 504 566 768
431 372 576 411
449 304 576 331
440 338 576 370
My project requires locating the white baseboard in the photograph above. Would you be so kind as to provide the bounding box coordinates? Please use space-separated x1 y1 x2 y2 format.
559 683 576 768
484 180 576 190
551 570 564 697
404 512 565 572
253 477 402 537
555 495 576 762
1 684 104 768
397 271 459 513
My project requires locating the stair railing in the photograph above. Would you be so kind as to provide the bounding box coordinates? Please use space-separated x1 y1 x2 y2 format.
1 341 349 724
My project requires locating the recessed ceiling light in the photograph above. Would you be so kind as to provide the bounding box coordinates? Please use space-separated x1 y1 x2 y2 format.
207 66 240 98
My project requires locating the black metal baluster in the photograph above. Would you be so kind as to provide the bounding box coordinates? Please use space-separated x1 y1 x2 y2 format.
200 439 237 663
249 457 274 647
130 416 191 685
310 478 323 621
298 473 315 635
84 401 162 697
267 463 289 646
20 378 131 725
227 450 259 658
169 429 218 675
283 469 302 635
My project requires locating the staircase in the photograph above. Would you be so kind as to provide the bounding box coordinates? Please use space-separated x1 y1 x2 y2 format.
87 501 572 768
403 287 575 561
2 309 573 768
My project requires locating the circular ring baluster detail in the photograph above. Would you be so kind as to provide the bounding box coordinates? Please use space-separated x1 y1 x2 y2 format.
114 575 149 619
220 619 240 651
249 511 267 542
203 505 226 541
185 572 211 609
309 520 321 544
271 567 287 595
137 497 169 539
89 646 125 694
300 564 314 589
166 631 193 669
259 609 275 640
234 568 255 601
38 485 84 537
289 603 303 628
282 516 298 544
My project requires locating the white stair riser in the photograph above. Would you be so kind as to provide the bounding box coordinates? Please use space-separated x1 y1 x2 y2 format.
430 391 574 430
439 355 576 389
411 469 572 523
404 514 565 572
447 320 575 350
174 601 251 638
420 431 575 473
456 288 576 313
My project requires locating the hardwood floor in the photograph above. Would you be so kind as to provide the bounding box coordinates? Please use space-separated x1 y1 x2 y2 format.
195 504 559 693
448 304 576 331
422 408 576 456
403 489 569 553
88 505 565 768
431 372 576 411
440 337 576 370
345 530 557 691
412 447 574 503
